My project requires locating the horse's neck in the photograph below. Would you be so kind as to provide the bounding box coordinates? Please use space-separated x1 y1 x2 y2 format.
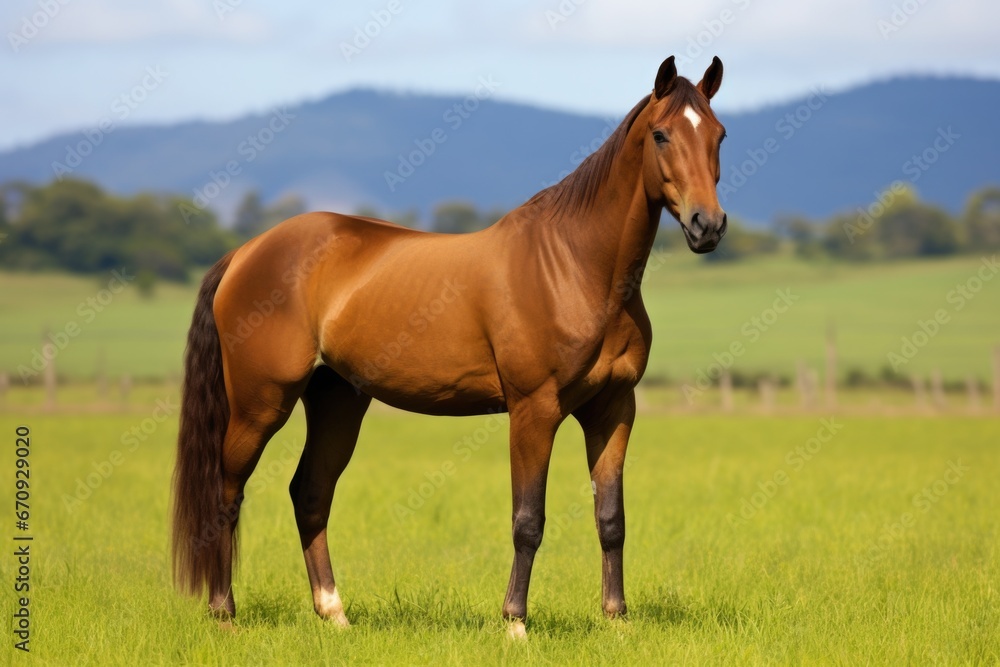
556 138 660 308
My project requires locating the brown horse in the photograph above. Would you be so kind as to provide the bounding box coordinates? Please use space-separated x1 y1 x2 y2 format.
172 55 727 637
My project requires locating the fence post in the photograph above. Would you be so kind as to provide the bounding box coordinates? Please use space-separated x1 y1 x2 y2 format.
966 375 981 413
120 374 132 408
42 330 57 411
825 324 837 410
807 368 819 409
96 346 109 403
796 360 816 409
720 370 733 412
994 346 1000 414
759 377 775 414
911 375 927 411
930 370 946 410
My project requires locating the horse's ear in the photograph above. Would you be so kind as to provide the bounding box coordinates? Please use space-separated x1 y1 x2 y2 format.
698 56 724 101
653 56 677 99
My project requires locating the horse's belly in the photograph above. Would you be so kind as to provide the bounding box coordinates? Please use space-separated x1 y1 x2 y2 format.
319 312 505 416
358 376 506 416
325 352 505 416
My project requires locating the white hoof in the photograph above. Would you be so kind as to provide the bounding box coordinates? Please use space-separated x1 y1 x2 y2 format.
329 613 350 629
506 620 527 640
315 588 350 628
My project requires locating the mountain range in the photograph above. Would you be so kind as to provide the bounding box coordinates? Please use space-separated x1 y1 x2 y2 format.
0 76 996 225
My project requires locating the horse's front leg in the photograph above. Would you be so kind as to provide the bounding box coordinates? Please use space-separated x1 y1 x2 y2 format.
501 400 561 638
575 389 635 617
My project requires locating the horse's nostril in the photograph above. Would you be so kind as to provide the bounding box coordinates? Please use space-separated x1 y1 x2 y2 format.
690 213 705 235
719 214 728 236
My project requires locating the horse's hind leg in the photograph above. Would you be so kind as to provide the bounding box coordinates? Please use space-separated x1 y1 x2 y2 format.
208 375 306 618
290 365 371 625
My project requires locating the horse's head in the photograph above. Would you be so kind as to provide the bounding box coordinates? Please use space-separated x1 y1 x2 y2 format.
643 56 727 254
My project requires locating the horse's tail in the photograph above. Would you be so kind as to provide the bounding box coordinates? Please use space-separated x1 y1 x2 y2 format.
172 251 235 596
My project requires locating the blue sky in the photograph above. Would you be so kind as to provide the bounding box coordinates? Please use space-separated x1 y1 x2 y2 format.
1 0 998 150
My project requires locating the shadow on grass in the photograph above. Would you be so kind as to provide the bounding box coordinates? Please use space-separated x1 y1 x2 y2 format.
235 592 305 628
631 586 757 633
346 585 495 632
521 609 605 636
631 587 695 626
228 584 759 637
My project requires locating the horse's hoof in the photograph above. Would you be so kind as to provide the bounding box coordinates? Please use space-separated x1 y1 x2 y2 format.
506 620 527 640
209 592 236 621
325 613 350 629
209 604 234 622
315 588 350 628
603 601 628 619
607 613 629 628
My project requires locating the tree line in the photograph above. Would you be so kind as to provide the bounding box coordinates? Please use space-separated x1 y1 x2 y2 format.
708 183 1000 262
360 184 1000 263
782 184 1000 261
0 180 303 284
1 178 997 286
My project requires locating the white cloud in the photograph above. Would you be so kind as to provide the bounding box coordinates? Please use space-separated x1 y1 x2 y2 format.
33 0 271 45
1 0 998 149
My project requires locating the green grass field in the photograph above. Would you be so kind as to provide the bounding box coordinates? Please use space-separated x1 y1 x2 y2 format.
1 253 998 384
1 409 997 664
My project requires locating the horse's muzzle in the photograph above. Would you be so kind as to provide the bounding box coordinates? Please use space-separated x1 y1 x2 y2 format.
682 211 727 254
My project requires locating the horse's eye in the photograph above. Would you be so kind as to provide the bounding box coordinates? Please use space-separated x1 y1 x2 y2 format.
652 131 668 144
721 131 727 143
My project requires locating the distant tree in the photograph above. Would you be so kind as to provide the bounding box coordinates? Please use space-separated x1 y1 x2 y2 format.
820 184 960 260
482 207 507 228
162 195 235 267
233 191 265 238
135 269 158 298
652 222 685 251
0 182 31 221
263 194 306 229
353 205 381 220
389 208 420 228
876 200 959 257
12 179 119 272
0 192 8 246
962 186 1000 250
353 205 423 228
702 219 780 262
821 211 880 261
234 191 307 238
0 178 237 281
431 201 482 234
774 215 824 259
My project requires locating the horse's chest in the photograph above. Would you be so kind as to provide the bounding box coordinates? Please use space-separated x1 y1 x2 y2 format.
585 313 650 390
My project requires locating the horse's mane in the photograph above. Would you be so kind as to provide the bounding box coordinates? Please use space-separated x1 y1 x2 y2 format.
529 78 710 216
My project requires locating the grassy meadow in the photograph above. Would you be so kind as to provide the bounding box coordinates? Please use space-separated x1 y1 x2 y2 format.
0 410 997 664
0 253 997 664
1 252 998 385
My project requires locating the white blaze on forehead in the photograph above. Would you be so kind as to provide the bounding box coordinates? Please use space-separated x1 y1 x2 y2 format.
683 105 702 130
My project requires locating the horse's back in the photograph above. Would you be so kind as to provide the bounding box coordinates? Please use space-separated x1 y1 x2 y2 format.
221 211 506 415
